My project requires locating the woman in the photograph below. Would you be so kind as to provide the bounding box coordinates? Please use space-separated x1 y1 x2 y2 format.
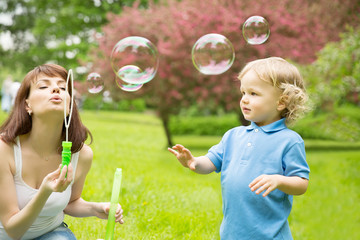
0 64 123 239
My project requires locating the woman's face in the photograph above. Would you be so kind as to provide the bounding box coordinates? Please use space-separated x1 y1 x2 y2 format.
25 73 71 118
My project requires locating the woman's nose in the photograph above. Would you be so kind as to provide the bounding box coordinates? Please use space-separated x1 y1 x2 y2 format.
52 86 60 94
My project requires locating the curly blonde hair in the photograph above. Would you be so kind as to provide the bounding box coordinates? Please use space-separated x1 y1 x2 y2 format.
238 57 309 125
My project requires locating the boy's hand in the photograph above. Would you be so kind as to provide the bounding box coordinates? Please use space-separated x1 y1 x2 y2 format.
249 174 280 197
168 144 196 170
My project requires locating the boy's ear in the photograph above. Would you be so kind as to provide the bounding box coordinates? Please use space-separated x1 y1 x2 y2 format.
277 95 288 112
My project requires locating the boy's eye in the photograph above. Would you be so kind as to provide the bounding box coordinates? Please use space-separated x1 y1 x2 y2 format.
39 86 47 89
60 87 66 91
251 92 257 96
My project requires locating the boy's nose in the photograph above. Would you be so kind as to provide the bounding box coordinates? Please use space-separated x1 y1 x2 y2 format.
241 96 249 104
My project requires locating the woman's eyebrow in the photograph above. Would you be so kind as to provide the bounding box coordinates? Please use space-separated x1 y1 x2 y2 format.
36 78 66 84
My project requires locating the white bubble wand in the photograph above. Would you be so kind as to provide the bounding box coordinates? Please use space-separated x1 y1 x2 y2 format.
62 69 74 167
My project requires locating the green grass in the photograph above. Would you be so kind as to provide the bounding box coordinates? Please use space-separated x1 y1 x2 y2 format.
290 150 360 240
0 110 359 239
65 111 222 240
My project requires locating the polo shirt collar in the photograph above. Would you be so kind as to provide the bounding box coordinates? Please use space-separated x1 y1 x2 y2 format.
246 118 287 133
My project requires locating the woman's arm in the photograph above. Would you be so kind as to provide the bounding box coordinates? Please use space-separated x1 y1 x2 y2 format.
64 145 123 223
0 140 72 239
63 144 93 217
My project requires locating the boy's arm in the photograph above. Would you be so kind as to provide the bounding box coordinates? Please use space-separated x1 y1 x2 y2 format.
192 156 217 174
168 144 216 174
249 174 308 197
277 175 308 195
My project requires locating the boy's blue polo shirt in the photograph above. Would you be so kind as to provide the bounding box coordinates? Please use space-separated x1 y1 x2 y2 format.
206 118 310 240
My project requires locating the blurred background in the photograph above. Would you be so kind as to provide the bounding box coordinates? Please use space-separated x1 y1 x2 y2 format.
1 0 359 145
0 0 359 239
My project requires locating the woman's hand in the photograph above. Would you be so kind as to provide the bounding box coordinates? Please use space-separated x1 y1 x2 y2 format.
94 202 124 224
168 144 196 170
41 164 74 193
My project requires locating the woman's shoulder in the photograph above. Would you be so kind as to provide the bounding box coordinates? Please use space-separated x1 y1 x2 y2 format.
74 144 93 177
0 137 16 174
78 143 93 163
0 137 14 156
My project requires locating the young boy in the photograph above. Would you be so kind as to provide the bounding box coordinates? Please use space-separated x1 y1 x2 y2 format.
168 57 310 240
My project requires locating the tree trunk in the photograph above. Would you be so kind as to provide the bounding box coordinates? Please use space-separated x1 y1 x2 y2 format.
161 116 173 147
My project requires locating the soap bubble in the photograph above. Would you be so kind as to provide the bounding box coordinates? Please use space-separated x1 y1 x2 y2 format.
111 36 159 84
115 78 143 92
242 16 270 45
86 72 104 94
192 33 235 75
115 67 143 92
116 65 145 84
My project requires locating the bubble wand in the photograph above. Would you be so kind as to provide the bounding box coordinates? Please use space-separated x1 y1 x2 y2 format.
62 69 74 169
105 168 122 240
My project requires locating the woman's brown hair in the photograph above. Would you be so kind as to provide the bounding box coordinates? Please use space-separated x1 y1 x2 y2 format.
0 64 92 153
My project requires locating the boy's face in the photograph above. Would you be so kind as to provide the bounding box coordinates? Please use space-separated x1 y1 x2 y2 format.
240 70 285 126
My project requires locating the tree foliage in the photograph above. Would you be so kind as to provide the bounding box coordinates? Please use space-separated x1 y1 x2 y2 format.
303 27 360 112
93 0 359 146
1 0 359 145
0 0 153 71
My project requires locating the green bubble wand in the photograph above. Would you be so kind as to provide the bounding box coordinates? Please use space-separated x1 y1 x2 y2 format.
105 168 123 240
62 69 74 170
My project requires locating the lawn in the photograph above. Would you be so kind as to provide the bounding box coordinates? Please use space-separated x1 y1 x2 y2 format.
0 110 359 239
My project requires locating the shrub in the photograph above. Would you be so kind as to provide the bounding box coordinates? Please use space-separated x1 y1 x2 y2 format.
169 114 239 136
170 105 360 142
82 96 146 112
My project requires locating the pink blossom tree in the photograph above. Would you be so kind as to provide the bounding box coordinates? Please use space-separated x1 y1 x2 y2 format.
92 0 360 146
